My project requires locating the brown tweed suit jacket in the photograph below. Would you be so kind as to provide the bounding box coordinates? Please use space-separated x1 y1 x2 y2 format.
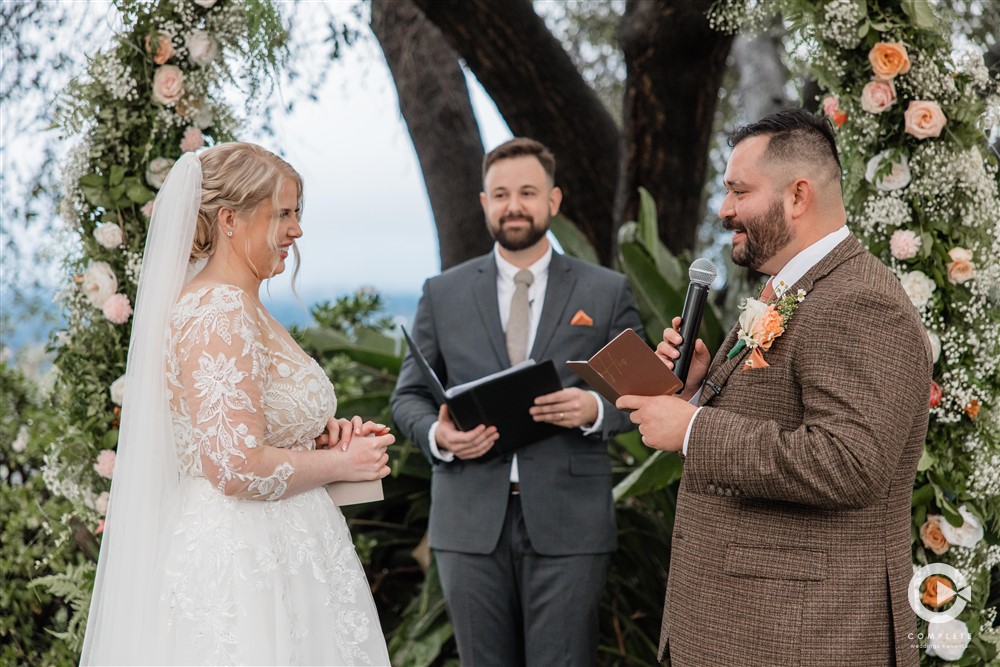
660 235 931 667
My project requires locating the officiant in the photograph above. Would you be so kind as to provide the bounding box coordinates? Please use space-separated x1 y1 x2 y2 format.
391 137 641 666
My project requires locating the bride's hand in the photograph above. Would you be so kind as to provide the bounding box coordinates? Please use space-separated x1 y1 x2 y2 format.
315 416 364 451
335 432 394 482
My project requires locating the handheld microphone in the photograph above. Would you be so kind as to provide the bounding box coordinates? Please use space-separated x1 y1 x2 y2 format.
674 258 718 388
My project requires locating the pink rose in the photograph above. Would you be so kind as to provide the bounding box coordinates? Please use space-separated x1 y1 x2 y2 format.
821 96 847 127
904 101 947 139
141 200 155 218
102 293 133 324
889 229 920 260
180 126 204 152
929 380 942 408
95 519 105 535
946 247 975 284
94 449 116 479
152 65 184 106
144 33 174 65
860 79 896 114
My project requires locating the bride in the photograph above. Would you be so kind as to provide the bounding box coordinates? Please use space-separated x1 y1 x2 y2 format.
81 143 393 665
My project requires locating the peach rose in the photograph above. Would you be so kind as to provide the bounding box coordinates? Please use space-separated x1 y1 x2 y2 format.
922 574 955 608
946 247 975 284
869 42 911 79
904 101 947 139
920 515 950 555
860 79 896 114
144 32 174 65
152 65 184 106
964 399 980 420
751 307 785 351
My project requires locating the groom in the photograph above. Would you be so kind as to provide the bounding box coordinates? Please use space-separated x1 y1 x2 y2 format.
619 109 931 666
391 137 641 666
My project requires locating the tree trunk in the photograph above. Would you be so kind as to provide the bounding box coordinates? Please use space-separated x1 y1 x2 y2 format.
411 0 621 265
733 27 794 123
617 0 734 257
370 0 493 270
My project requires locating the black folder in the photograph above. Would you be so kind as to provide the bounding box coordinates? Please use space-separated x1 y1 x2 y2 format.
401 327 563 458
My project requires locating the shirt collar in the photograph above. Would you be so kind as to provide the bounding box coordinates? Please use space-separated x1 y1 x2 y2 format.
771 225 850 297
493 243 553 283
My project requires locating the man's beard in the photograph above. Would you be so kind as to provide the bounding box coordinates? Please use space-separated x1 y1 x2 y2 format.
726 197 791 270
492 211 550 251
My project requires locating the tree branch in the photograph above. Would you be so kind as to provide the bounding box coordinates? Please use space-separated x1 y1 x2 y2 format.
371 0 493 269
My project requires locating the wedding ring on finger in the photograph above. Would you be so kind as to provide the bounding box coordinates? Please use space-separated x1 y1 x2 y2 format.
559 412 565 420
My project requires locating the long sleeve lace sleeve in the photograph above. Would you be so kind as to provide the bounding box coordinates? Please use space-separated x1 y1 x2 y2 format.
169 286 311 500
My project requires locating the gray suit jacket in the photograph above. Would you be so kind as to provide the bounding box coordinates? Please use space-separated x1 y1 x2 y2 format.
391 251 642 556
661 236 930 667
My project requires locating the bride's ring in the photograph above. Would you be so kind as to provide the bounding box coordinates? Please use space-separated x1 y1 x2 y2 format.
559 412 564 420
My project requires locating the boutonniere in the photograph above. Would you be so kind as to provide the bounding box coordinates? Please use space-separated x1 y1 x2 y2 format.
727 284 806 369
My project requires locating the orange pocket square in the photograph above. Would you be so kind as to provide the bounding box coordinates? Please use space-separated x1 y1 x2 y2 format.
570 309 594 327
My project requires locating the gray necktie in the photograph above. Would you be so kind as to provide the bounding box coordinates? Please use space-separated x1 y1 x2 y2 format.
506 269 534 365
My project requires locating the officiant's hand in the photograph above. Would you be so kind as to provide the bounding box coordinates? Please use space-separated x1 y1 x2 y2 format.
436 404 498 459
616 394 697 452
531 388 598 428
657 316 711 400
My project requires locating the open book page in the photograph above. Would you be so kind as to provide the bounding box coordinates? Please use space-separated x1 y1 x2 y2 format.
445 359 537 398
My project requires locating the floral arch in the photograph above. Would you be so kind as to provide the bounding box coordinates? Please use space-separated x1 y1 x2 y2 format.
710 0 1000 663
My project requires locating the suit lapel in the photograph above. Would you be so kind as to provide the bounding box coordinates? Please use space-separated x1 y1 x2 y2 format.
472 256 510 367
700 235 865 406
530 252 577 361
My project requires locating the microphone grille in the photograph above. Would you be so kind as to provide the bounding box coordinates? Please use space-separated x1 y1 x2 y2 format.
689 258 718 286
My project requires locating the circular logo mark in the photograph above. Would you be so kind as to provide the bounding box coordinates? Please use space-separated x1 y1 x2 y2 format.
908 563 971 623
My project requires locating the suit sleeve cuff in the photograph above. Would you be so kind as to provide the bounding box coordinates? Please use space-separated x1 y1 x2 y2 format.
682 406 704 456
427 421 455 462
580 391 604 436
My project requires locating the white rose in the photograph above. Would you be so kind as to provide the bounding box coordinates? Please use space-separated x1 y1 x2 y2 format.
110 375 126 406
938 505 984 547
865 150 911 191
12 425 29 453
145 157 175 189
926 329 941 364
81 261 118 308
187 30 220 67
925 619 971 662
193 0 218 6
191 104 214 130
900 270 935 309
93 223 124 249
95 491 110 515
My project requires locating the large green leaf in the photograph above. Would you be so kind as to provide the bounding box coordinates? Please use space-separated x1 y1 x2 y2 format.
550 213 599 264
299 328 402 374
618 240 684 341
613 450 684 501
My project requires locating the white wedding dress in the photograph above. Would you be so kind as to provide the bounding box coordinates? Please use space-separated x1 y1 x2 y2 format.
156 283 390 666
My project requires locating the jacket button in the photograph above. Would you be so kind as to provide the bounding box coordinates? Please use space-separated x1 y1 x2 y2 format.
707 484 716 493
717 487 726 496
724 488 733 497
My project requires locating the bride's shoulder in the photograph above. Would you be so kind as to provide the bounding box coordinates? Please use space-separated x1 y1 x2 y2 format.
173 282 260 321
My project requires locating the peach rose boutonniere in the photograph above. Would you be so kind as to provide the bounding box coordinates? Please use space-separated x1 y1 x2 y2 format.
728 284 807 369
869 42 911 80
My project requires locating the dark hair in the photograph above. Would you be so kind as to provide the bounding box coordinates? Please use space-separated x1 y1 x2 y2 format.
482 137 556 184
729 108 842 180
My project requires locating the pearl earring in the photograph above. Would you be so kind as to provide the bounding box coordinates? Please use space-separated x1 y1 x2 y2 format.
227 230 233 237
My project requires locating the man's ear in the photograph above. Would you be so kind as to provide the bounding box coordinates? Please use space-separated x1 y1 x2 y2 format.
549 186 563 216
788 178 812 219
480 191 488 217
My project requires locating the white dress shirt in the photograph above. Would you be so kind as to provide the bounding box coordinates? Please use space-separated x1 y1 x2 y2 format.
682 225 850 454
428 244 604 481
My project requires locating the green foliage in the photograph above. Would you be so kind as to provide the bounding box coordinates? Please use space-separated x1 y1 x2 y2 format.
0 363 89 665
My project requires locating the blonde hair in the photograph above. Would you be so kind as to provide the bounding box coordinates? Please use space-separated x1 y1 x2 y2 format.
192 142 303 285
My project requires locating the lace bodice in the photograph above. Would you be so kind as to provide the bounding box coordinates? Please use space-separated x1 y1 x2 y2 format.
166 284 336 500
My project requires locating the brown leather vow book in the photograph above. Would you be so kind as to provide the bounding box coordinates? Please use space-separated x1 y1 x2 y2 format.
566 328 683 402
